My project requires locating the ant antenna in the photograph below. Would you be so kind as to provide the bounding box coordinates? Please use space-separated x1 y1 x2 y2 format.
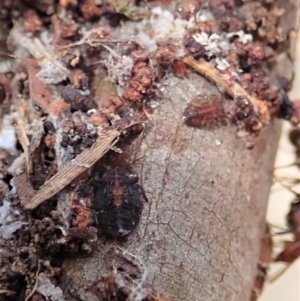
274 162 300 169
268 263 295 283
130 156 147 165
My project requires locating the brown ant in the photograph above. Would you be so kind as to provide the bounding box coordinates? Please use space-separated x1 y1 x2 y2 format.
268 185 300 282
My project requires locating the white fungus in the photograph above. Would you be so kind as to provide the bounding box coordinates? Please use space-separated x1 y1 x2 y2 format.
193 32 223 58
151 9 187 42
215 57 231 71
103 54 134 86
7 153 26 175
136 32 158 53
37 273 66 301
0 199 27 239
0 114 18 156
227 30 253 44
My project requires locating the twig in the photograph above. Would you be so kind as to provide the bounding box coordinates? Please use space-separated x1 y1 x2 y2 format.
24 128 121 210
114 246 148 290
54 26 136 50
57 38 135 50
0 289 16 296
25 260 41 301
183 56 233 97
12 99 31 175
182 55 271 123
11 75 32 174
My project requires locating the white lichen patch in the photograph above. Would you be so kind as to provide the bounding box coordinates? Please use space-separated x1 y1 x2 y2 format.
227 30 253 44
9 24 69 84
103 54 134 86
134 6 196 56
37 273 66 301
215 57 231 71
0 199 27 239
149 7 188 44
7 153 26 175
135 31 158 53
187 8 215 28
193 32 223 57
0 113 18 156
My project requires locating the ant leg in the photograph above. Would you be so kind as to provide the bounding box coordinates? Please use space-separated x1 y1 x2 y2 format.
268 264 293 283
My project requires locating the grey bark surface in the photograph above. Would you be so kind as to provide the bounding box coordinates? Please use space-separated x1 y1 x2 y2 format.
62 73 281 301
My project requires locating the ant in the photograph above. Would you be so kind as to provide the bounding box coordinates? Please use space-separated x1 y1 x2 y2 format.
268 184 300 282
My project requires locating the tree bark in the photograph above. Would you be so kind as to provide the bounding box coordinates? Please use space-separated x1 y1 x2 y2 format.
58 0 300 300
62 76 280 301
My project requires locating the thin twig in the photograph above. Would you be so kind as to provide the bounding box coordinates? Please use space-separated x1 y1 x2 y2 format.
182 55 271 123
115 246 147 290
57 38 135 50
25 260 41 301
183 56 233 97
0 289 16 296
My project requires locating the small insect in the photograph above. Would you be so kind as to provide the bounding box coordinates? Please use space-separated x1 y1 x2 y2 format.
93 167 147 237
182 95 225 127
269 192 300 282
274 197 300 263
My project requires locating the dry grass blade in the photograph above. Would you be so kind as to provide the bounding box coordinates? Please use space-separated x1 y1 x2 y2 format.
11 77 32 174
182 55 271 123
0 290 16 296
24 129 121 210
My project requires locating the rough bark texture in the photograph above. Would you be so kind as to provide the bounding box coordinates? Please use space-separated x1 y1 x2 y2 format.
62 73 281 301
